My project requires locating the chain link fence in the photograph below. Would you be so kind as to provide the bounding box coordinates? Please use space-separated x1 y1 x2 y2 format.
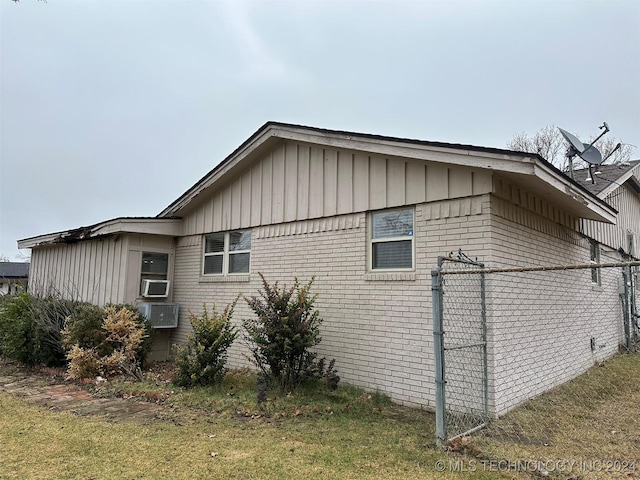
433 250 640 475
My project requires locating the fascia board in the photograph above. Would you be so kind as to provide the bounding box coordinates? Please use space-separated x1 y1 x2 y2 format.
533 164 617 224
95 219 182 237
273 127 537 175
159 128 277 217
598 166 640 199
18 218 182 249
161 125 537 217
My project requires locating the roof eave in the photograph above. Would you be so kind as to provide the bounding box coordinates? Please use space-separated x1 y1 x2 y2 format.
18 218 183 249
536 164 617 223
159 122 541 217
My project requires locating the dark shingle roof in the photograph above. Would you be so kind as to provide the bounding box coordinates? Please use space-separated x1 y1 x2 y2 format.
573 160 640 196
0 262 30 278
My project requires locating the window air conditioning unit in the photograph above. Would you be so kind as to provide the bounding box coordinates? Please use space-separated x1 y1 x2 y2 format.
138 303 179 329
141 279 170 298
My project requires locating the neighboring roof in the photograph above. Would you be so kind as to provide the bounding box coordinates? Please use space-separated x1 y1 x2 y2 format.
18 217 182 249
0 262 30 279
158 121 616 223
573 160 640 198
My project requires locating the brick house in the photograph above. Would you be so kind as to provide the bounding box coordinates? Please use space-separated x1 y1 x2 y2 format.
18 122 638 413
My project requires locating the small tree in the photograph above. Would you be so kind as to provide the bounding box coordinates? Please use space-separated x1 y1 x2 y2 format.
173 301 239 387
243 274 325 391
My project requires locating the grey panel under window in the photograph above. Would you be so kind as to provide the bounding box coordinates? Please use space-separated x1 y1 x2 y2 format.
204 255 223 274
229 252 250 273
205 234 225 254
372 209 413 239
229 231 251 251
372 240 412 269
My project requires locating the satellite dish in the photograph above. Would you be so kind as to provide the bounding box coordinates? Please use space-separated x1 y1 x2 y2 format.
558 128 584 155
558 127 603 165
580 143 603 165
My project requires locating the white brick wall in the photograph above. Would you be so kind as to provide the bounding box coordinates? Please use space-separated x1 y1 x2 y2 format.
485 199 625 416
172 191 626 414
173 196 493 407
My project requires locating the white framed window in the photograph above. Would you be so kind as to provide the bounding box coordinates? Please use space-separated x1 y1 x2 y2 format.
590 240 601 285
203 230 251 275
369 207 414 271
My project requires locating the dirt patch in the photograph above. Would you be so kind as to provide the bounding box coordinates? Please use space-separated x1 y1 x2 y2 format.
0 357 169 424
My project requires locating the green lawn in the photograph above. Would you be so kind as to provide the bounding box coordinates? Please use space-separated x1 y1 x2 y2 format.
2 354 639 479
0 393 513 480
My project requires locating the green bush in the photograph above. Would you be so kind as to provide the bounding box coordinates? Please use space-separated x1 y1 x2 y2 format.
0 293 34 364
60 303 108 354
174 301 238 387
0 293 80 367
243 274 333 391
30 295 83 367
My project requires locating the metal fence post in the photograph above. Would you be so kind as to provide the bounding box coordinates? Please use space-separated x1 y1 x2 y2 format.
624 264 633 351
480 268 489 421
432 261 446 447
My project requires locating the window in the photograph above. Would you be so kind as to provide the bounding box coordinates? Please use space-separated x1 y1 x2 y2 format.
203 230 251 275
590 240 600 285
140 252 169 295
370 208 414 270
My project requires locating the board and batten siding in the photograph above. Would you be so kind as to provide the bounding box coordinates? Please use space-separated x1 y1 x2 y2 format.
28 235 130 306
182 141 494 235
581 180 640 255
27 233 177 306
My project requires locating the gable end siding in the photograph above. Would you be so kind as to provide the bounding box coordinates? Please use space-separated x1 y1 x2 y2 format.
580 181 640 255
182 140 494 236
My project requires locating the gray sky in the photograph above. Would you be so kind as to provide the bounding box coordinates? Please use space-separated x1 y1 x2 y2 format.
1 0 639 260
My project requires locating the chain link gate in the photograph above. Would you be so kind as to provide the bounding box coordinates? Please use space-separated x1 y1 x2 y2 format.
432 251 640 448
432 251 488 447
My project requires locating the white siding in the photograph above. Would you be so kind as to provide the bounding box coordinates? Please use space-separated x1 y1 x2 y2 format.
581 179 640 255
28 234 176 306
29 235 130 305
182 140 493 236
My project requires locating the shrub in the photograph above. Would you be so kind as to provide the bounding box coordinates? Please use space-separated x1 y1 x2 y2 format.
0 293 79 367
106 304 154 366
60 303 108 354
243 274 332 391
0 293 34 364
29 295 84 367
62 305 150 379
173 301 238 387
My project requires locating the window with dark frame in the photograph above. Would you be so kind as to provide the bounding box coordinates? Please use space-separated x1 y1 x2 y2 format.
370 208 414 271
140 252 169 295
203 230 251 275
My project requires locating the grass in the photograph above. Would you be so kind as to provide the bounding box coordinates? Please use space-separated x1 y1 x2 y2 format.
0 365 514 480
475 353 640 479
2 355 640 479
0 394 510 479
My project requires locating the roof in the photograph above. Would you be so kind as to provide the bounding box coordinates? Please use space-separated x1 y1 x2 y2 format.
18 122 622 250
0 262 30 279
158 121 616 223
573 160 640 197
18 217 182 249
